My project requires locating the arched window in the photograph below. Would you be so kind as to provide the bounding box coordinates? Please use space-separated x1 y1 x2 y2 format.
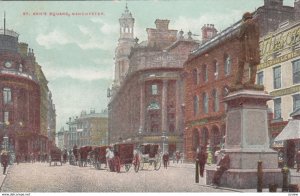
201 127 209 147
224 54 231 75
3 87 12 104
202 92 208 114
212 89 219 112
213 60 218 80
202 64 208 82
192 129 200 151
192 69 198 85
193 95 199 116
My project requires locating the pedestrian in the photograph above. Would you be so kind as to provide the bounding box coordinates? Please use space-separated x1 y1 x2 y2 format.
296 150 300 172
196 147 207 177
176 151 181 164
212 152 230 186
16 153 21 165
1 150 9 175
163 152 169 169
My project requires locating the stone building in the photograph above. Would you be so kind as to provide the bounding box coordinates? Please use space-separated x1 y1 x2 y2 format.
108 5 199 155
0 26 55 155
256 0 300 36
257 20 300 145
65 109 108 150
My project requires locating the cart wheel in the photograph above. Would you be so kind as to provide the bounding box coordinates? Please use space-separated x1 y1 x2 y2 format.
134 161 140 173
154 160 161 171
125 164 131 172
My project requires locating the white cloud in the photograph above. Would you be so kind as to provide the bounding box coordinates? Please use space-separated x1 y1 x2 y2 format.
42 62 113 81
36 26 117 51
173 11 243 39
36 29 73 49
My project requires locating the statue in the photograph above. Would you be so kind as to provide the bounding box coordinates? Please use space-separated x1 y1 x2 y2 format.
234 12 261 88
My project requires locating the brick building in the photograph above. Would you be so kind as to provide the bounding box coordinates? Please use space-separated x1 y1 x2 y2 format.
0 27 55 155
108 5 199 155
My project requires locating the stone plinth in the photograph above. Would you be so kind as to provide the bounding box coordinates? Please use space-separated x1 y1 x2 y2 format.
206 168 282 189
206 89 282 189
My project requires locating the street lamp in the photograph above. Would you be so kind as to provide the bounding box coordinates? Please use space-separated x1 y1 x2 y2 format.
161 131 168 154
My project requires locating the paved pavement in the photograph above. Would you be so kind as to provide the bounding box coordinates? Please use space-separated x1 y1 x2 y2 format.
0 162 299 192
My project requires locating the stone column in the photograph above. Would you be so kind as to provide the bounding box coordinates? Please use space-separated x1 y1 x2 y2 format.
161 80 168 153
139 81 145 133
175 80 181 132
161 80 168 133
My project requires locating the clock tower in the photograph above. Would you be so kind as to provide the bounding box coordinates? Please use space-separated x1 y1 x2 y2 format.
113 4 136 88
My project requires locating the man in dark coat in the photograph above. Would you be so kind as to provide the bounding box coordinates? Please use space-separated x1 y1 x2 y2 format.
1 151 9 175
163 152 169 169
235 12 260 85
196 147 207 177
212 153 230 186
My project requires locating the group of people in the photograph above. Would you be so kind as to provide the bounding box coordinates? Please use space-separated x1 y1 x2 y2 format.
15 152 49 164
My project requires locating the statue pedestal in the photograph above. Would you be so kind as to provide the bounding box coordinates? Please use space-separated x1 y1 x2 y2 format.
206 89 282 189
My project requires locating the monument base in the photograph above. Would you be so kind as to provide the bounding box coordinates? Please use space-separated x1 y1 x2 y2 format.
206 168 282 189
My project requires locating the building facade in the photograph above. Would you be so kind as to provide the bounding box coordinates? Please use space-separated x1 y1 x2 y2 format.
257 20 300 143
0 27 55 155
108 6 199 155
64 109 108 150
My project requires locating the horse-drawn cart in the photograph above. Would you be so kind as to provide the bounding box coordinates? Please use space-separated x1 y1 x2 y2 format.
94 146 108 170
139 143 161 171
113 143 139 172
49 148 62 166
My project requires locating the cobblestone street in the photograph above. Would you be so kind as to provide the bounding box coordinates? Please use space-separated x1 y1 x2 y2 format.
0 162 232 192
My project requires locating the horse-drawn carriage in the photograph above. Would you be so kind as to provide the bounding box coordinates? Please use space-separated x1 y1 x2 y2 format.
49 147 62 166
138 143 161 171
93 146 108 170
111 143 139 173
78 146 95 167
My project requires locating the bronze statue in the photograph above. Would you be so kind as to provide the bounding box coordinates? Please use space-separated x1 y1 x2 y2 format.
235 12 260 86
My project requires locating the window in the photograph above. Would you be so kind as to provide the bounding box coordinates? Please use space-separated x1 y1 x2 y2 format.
293 94 300 112
3 88 11 104
203 92 208 114
257 72 264 85
274 98 281 119
151 84 158 95
169 124 175 133
212 89 219 112
193 95 199 116
224 54 231 75
214 60 219 80
293 59 300 84
4 112 10 124
202 64 208 82
273 66 281 89
192 69 198 85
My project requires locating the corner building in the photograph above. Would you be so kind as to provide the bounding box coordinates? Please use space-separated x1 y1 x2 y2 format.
108 6 199 155
0 28 55 155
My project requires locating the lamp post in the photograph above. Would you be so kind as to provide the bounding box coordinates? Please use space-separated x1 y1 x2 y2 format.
161 131 168 154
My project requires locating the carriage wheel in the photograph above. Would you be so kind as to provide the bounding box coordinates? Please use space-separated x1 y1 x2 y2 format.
154 160 161 171
125 164 131 172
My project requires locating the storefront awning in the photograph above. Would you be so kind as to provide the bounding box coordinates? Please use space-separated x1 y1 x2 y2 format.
274 119 300 141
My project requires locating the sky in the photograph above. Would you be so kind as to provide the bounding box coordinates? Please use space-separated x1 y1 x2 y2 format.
0 0 295 131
